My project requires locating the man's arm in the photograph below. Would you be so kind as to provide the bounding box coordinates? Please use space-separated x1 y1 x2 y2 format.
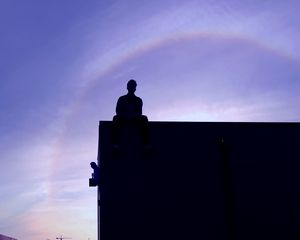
137 97 143 115
116 97 122 115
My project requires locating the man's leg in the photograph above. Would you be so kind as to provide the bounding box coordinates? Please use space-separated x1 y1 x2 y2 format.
112 115 125 146
135 115 150 145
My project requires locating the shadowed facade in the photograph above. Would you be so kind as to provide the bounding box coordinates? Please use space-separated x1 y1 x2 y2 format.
98 121 300 240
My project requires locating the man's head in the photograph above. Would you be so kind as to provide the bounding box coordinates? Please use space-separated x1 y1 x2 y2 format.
127 79 137 94
90 162 98 170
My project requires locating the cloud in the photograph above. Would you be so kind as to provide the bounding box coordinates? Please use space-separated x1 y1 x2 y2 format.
1 1 300 239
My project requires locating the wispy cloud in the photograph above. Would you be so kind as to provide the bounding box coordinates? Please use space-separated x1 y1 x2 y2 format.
1 1 300 239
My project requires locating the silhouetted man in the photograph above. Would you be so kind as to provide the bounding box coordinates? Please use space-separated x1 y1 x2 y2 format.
89 161 100 186
112 79 150 148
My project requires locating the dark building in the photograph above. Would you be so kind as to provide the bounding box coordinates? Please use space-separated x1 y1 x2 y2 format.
98 121 300 240
0 234 17 240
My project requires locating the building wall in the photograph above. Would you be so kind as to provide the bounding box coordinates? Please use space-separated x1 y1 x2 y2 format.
99 121 300 240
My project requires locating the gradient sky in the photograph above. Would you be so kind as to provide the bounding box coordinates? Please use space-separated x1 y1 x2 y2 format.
1 1 300 239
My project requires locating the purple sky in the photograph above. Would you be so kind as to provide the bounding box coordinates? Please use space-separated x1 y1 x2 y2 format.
1 1 300 239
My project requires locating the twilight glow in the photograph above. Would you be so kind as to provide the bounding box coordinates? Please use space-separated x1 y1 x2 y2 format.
0 1 300 239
